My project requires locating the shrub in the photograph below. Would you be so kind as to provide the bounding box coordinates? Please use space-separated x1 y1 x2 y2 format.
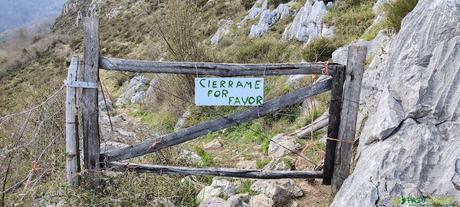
382 0 418 32
301 37 341 62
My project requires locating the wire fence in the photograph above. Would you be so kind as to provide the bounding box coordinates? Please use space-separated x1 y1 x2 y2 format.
0 85 66 206
0 72 327 205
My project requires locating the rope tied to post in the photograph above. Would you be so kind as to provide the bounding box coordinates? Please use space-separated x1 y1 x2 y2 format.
322 61 329 75
326 137 355 144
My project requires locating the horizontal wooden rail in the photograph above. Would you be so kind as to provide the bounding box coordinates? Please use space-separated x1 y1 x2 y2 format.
100 57 343 76
109 162 323 179
102 79 332 162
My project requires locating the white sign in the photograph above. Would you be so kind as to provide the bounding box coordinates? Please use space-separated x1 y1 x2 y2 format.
195 78 264 106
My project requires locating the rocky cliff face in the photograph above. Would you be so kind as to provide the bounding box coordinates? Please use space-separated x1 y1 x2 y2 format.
332 0 460 205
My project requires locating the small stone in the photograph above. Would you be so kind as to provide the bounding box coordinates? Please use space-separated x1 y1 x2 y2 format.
262 158 290 171
250 179 303 204
197 186 224 204
116 128 136 138
268 134 300 158
249 194 274 207
178 149 202 164
199 197 226 207
204 139 223 151
225 194 250 207
211 177 236 196
111 114 126 123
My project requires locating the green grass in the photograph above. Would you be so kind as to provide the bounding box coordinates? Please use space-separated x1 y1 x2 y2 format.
301 37 342 62
282 157 294 169
192 146 215 167
382 0 418 32
324 0 375 44
361 21 385 41
233 37 291 63
256 158 271 169
130 108 177 133
236 180 258 195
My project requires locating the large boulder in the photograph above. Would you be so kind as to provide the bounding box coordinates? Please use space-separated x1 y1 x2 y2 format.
238 0 269 28
115 75 150 106
249 4 291 38
332 0 460 206
268 134 300 158
282 0 330 43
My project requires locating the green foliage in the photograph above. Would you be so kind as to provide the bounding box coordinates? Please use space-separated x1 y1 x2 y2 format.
301 37 342 62
256 158 271 169
324 0 375 43
315 138 326 151
282 157 294 169
382 0 418 32
224 37 291 63
131 109 177 133
361 21 384 41
193 146 215 167
236 180 258 195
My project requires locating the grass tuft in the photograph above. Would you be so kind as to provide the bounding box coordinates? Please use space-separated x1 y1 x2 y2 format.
324 0 375 43
382 0 418 32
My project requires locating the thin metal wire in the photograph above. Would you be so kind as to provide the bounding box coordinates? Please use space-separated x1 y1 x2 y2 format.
0 85 65 122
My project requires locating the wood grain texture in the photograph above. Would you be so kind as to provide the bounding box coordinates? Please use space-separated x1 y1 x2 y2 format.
109 162 323 179
100 57 345 76
82 16 101 188
65 57 79 186
331 45 367 193
103 79 332 162
323 66 346 185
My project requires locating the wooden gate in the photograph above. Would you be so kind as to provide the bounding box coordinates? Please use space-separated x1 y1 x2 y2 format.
65 16 367 193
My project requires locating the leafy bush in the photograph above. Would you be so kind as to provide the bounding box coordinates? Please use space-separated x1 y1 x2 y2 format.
301 37 341 62
382 0 418 32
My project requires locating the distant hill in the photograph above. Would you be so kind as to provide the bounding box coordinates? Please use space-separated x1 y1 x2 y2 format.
0 0 67 32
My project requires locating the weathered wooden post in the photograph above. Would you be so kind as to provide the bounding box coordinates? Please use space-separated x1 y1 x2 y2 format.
323 65 346 185
82 15 101 188
332 45 367 194
65 57 80 186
